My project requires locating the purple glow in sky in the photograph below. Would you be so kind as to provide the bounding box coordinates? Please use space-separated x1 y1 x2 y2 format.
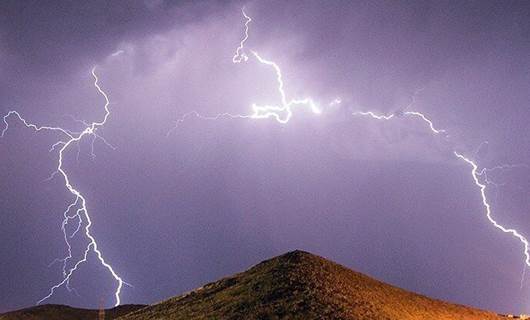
1 0 530 315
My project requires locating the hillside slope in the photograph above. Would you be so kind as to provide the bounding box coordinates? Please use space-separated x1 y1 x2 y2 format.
121 250 506 320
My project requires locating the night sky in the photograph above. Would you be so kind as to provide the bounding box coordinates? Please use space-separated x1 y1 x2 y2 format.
1 0 530 315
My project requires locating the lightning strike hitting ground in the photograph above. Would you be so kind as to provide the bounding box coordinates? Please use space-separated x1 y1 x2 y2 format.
175 7 530 295
1 68 126 306
2 5 528 310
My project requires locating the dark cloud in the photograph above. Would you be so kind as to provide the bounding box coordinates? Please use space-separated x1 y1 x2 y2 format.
1 0 530 315
0 0 233 74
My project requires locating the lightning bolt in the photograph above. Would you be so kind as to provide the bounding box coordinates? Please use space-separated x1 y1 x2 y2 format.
353 109 530 277
1 68 126 306
168 7 328 134
2 5 527 310
454 151 530 261
174 7 530 297
232 7 252 63
352 110 446 134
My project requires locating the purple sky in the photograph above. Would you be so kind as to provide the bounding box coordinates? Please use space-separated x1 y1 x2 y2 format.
1 0 530 315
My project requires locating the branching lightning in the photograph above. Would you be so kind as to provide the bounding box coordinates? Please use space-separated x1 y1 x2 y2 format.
1 68 126 306
2 5 528 310
353 109 530 276
454 152 530 266
174 7 530 295
168 7 328 133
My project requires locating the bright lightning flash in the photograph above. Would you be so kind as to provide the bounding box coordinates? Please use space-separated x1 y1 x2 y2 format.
353 110 530 274
169 7 328 133
2 5 528 310
1 68 126 306
455 152 530 266
174 7 530 295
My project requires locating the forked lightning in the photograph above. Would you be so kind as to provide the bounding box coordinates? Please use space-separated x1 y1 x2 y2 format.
175 7 530 294
2 6 528 309
2 68 126 306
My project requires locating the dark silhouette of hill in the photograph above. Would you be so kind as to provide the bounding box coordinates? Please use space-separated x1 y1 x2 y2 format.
119 250 509 320
0 304 145 320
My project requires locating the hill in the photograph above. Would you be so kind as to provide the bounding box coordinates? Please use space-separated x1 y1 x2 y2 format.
120 250 508 320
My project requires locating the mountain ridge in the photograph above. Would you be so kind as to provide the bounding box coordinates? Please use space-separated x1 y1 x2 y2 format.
120 250 508 319
1 250 517 319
